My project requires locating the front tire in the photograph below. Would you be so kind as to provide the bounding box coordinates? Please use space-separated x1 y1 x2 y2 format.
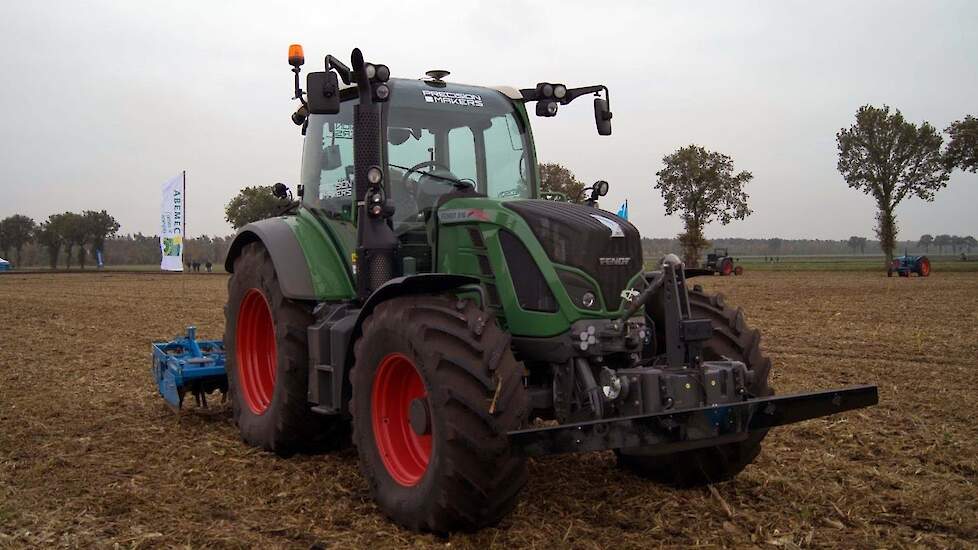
351 295 528 532
225 241 346 455
620 288 773 486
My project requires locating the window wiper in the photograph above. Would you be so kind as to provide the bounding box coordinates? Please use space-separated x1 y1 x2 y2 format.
389 164 474 190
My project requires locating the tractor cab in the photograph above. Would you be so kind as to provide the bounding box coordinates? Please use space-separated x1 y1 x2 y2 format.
290 47 613 296
299 78 537 272
705 248 728 267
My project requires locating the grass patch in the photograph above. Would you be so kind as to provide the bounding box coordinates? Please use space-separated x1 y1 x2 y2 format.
738 258 978 272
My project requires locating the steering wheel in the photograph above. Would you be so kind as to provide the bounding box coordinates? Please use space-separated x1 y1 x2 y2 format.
399 160 455 198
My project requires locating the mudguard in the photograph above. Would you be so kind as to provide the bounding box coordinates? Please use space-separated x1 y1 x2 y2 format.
307 273 482 415
224 215 356 301
355 274 482 331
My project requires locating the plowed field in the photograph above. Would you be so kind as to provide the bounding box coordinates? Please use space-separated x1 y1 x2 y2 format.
1 271 976 548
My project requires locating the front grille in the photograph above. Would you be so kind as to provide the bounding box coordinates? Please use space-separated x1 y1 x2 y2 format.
504 200 642 310
499 229 557 312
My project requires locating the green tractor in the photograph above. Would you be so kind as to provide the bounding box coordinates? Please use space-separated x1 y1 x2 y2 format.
222 46 877 532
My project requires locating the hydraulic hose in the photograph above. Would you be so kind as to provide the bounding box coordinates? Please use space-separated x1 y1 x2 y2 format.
619 272 663 332
575 358 604 419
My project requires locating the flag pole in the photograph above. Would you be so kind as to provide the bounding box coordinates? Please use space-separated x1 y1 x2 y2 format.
183 170 187 274
183 170 187 241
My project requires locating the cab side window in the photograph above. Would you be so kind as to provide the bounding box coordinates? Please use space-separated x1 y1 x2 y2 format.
299 102 357 220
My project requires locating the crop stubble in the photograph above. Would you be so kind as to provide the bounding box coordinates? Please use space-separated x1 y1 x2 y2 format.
0 271 976 548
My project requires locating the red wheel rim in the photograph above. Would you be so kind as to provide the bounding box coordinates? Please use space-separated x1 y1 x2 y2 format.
236 288 277 415
722 260 733 275
372 353 431 487
920 259 930 276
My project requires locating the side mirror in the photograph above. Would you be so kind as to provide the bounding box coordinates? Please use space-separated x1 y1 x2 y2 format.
388 128 414 146
307 71 341 115
322 144 342 170
594 98 612 135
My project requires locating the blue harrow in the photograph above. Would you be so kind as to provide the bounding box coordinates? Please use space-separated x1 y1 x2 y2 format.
151 326 228 410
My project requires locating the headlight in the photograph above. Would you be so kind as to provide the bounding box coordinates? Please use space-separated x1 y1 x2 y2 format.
558 270 601 310
367 166 384 185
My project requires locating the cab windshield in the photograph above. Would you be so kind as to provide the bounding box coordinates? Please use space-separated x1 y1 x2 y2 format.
300 80 534 230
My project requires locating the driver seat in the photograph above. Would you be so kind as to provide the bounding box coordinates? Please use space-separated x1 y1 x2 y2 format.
387 166 433 273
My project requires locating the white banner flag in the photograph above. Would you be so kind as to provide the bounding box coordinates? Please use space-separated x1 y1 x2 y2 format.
160 172 185 271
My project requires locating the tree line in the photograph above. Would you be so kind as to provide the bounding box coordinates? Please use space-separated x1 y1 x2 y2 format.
641 236 974 262
540 109 976 268
7 107 975 271
0 211 119 269
915 234 977 254
0 212 232 269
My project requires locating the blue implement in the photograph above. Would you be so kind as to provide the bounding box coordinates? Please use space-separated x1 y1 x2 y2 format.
151 326 228 409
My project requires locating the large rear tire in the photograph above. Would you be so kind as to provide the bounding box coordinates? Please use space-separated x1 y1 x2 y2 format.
225 241 347 455
720 257 734 276
917 257 931 277
619 288 773 486
351 295 528 532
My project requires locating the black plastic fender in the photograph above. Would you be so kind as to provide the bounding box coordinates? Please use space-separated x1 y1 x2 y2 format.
308 273 482 415
356 273 481 328
224 217 317 300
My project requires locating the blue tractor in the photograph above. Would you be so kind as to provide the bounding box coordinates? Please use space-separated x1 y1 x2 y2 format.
888 254 931 277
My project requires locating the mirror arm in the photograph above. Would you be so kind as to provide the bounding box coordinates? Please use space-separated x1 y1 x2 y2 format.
562 85 606 105
519 84 609 107
326 55 353 84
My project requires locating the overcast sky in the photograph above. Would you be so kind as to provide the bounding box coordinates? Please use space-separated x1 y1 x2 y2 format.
1 1 976 240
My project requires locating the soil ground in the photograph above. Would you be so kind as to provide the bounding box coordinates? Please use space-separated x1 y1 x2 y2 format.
1 271 976 549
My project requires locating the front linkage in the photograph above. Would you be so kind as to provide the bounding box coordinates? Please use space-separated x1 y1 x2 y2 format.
510 257 878 457
513 385 878 457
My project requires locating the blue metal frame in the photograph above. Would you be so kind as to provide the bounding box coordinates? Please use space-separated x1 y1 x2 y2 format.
151 326 228 409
